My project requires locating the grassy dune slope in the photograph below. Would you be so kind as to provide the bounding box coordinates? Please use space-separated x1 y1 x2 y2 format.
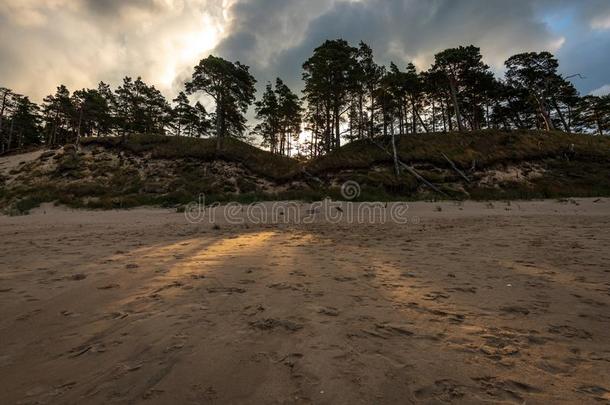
1 130 609 213
308 130 610 200
309 130 610 172
81 134 300 181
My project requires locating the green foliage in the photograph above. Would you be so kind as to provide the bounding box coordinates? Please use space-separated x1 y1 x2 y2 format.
505 52 578 132
303 39 360 153
254 78 302 156
573 95 610 135
169 92 211 137
431 45 494 132
115 77 171 136
186 55 257 142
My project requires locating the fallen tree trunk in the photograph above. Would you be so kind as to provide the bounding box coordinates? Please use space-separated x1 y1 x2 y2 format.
441 152 471 183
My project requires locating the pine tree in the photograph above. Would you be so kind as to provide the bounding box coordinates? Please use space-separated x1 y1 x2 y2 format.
254 82 281 153
171 92 193 137
505 52 571 131
42 85 74 146
574 95 610 136
356 42 384 138
275 78 302 156
10 96 42 148
303 39 359 151
432 46 491 132
186 55 257 149
0 87 14 153
192 102 212 137
254 79 302 155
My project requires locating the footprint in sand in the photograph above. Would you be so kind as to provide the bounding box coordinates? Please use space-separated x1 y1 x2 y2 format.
97 283 120 290
500 306 531 316
267 282 297 291
359 323 414 340
317 307 339 317
472 377 542 403
577 385 610 401
414 379 469 402
333 276 356 282
16 309 42 321
423 291 450 301
428 309 465 324
249 318 304 332
548 325 592 339
206 286 246 294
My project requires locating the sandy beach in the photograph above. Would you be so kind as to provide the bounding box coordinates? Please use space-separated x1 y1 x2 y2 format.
1 199 609 404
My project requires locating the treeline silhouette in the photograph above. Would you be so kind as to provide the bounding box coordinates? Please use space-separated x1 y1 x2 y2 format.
1 40 609 157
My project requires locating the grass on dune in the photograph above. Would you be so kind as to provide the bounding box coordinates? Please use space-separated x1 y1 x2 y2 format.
81 134 300 181
4 129 609 214
307 130 610 174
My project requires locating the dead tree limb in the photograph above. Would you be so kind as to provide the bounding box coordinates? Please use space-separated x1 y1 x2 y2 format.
441 152 471 183
397 160 448 196
301 168 324 185
369 138 448 197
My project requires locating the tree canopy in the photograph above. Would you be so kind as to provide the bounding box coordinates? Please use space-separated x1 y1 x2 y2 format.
254 78 302 156
186 55 257 149
1 41 609 157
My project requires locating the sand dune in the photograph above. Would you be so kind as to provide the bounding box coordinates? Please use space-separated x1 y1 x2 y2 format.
1 199 609 404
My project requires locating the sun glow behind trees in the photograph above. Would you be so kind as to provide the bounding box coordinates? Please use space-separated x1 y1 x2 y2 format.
160 14 224 89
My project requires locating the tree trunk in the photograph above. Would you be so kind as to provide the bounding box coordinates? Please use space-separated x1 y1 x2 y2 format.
334 104 341 150
533 94 554 131
0 90 7 153
416 109 429 133
7 119 15 151
595 109 603 136
448 78 463 131
324 104 331 152
412 98 429 134
390 123 400 176
369 89 375 138
382 102 387 138
485 100 490 129
398 100 404 136
441 99 447 132
76 106 84 148
446 100 453 132
551 97 570 133
358 93 364 140
432 100 436 133
51 109 60 146
215 95 223 151
412 103 416 134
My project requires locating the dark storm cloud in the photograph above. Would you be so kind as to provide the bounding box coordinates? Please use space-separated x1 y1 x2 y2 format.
0 0 609 102
213 0 610 95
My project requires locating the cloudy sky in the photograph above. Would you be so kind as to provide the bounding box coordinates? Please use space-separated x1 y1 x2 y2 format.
1 0 610 103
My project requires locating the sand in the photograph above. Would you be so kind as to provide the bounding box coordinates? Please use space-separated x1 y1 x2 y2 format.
0 199 609 404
